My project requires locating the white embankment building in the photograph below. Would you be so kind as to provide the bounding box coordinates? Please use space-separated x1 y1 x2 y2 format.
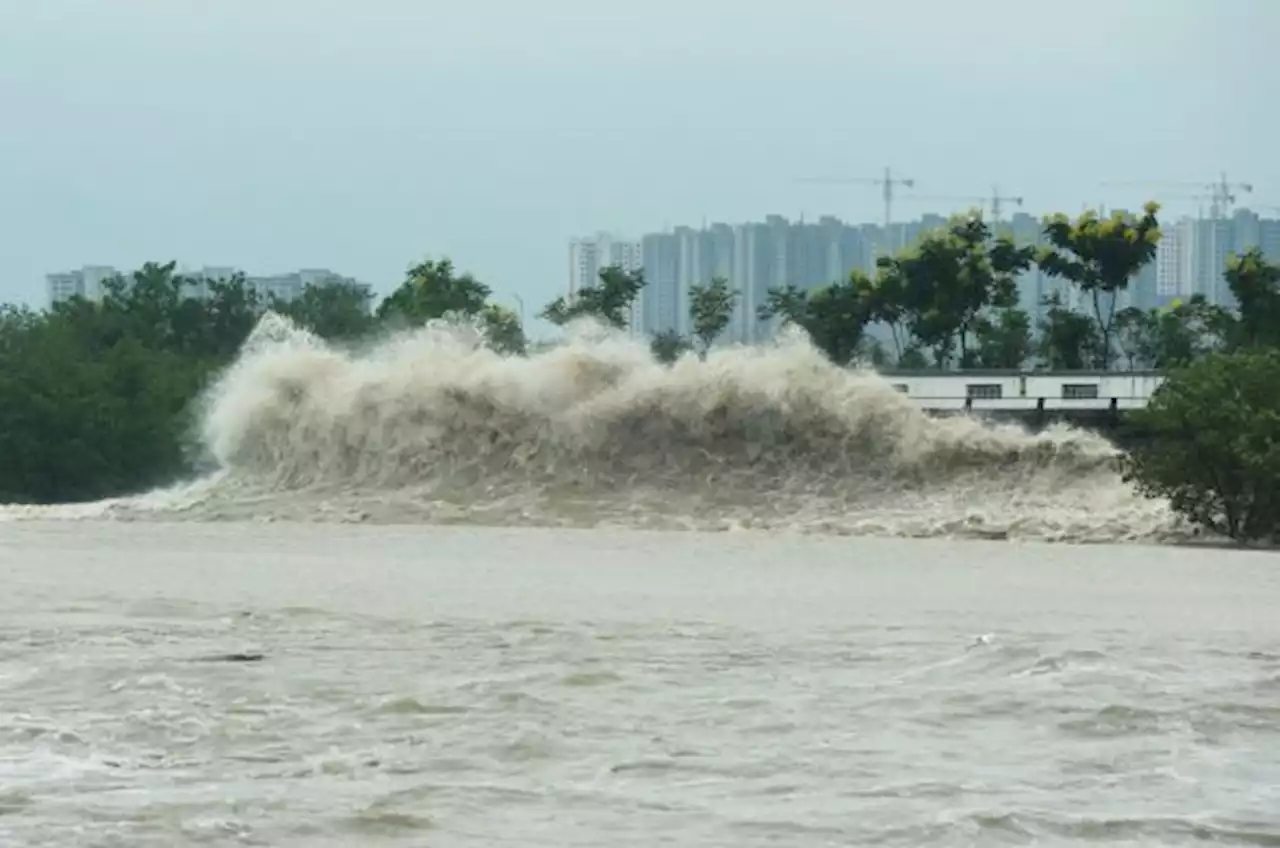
880 372 1165 414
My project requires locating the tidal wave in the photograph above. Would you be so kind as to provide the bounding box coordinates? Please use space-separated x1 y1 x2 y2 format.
1 313 1181 543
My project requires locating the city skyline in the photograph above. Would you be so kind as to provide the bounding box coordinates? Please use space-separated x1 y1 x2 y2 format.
568 204 1280 344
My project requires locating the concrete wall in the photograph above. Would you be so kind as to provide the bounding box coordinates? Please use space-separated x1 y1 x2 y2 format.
877 371 1165 413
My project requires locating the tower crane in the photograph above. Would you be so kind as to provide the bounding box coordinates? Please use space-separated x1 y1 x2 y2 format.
902 186 1025 224
794 166 915 230
1100 173 1253 221
1150 193 1232 215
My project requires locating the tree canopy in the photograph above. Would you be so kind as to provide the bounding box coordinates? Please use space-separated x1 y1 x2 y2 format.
688 275 738 356
873 211 1035 368
540 266 645 330
1038 203 1162 368
0 256 525 504
1122 349 1280 544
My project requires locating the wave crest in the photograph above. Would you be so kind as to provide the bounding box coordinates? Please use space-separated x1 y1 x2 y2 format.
204 315 1114 489
4 313 1181 542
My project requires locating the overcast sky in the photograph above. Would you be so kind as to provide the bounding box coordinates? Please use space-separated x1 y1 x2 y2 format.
1 0 1275 315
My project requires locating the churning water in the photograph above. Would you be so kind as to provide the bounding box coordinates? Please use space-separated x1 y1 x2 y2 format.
2 314 1179 542
3 315 1275 847
2 524 1278 847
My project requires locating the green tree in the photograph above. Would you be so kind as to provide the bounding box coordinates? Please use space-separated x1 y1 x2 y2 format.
273 280 374 341
805 281 873 366
541 265 645 330
377 258 491 325
973 307 1033 369
201 274 265 358
757 277 873 366
757 285 810 328
47 263 263 361
688 275 738 356
0 309 210 503
375 257 524 353
1036 291 1100 370
1122 350 1280 544
650 329 693 364
1038 202 1161 369
478 304 526 355
865 261 912 360
1222 247 1280 350
878 212 1035 368
1114 296 1230 369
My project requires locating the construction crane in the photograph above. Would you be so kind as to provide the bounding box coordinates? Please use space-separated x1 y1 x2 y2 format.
1100 173 1253 221
902 186 1025 224
1170 192 1223 207
795 166 915 230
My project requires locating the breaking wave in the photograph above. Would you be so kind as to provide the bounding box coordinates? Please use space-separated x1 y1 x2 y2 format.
1 313 1183 543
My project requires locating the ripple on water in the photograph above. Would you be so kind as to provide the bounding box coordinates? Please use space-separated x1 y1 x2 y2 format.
2 528 1279 847
1058 704 1167 739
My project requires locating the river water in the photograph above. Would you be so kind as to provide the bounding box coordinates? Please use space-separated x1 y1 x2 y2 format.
3 522 1278 847
3 319 1278 844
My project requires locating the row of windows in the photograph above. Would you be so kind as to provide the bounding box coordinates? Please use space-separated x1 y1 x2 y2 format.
967 383 1100 400
891 383 1101 400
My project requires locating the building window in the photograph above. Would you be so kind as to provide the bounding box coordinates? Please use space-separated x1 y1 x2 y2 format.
966 383 1003 400
892 383 908 394
1062 383 1100 400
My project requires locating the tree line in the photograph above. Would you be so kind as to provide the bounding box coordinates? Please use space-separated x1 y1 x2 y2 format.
0 258 523 504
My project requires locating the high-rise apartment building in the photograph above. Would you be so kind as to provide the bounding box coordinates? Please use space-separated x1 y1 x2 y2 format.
568 233 641 296
640 231 680 338
1146 210 1280 309
632 214 881 343
46 271 89 303
1155 226 1184 299
45 265 122 306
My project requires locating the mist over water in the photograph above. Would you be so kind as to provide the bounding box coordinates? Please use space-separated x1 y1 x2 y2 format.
2 313 1181 542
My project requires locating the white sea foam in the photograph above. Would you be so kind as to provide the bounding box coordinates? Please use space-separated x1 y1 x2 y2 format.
1 313 1183 543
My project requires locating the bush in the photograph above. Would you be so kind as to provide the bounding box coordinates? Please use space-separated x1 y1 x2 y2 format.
1121 350 1280 544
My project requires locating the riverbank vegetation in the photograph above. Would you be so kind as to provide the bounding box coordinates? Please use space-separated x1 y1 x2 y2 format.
0 260 522 503
1119 250 1280 545
4 203 1280 545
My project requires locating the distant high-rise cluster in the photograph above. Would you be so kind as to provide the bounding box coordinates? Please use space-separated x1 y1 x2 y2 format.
569 208 1280 341
45 265 370 308
1151 210 1280 307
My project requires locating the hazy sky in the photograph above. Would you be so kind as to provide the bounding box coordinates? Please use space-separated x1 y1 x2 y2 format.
1 0 1275 316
